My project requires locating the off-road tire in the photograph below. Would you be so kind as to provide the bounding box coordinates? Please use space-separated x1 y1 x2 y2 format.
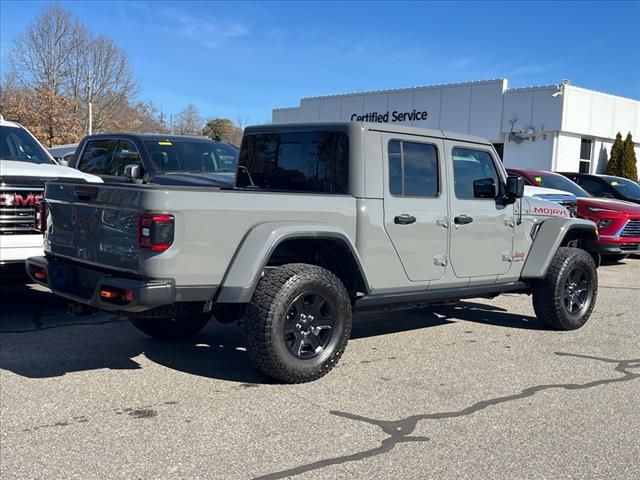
128 303 211 339
532 247 597 330
241 263 352 383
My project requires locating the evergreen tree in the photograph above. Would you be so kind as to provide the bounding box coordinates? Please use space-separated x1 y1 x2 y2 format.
621 132 638 181
606 132 624 176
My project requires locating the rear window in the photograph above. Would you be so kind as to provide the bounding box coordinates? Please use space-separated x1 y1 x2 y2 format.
236 131 349 193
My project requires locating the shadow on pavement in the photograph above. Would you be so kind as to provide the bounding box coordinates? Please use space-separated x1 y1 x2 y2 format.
1 282 544 382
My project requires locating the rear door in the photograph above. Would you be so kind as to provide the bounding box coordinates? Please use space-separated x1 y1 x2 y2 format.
446 142 514 278
382 133 449 282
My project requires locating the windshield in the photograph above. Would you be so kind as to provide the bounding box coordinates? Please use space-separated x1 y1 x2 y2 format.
144 139 238 173
530 173 590 198
601 175 640 201
0 125 55 165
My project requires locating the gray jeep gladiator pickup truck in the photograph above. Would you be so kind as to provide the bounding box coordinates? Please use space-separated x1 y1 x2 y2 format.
27 122 600 383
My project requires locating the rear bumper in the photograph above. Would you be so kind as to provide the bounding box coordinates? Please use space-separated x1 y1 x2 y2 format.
0 234 44 263
25 256 216 312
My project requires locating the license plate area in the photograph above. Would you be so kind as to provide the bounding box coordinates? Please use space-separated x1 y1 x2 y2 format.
49 261 103 300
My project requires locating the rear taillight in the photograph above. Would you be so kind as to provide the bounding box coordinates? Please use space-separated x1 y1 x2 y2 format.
138 213 174 252
35 200 48 233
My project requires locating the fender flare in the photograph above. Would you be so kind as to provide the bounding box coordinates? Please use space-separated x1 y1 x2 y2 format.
520 217 598 279
215 222 369 303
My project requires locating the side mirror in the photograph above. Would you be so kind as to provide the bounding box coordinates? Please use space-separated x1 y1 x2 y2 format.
505 175 525 200
124 164 141 180
59 159 69 167
473 178 497 199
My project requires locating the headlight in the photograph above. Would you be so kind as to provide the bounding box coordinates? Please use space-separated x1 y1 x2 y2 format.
597 219 612 230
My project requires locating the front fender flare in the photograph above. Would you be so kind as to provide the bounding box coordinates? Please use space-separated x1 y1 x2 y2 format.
521 217 598 279
216 222 367 303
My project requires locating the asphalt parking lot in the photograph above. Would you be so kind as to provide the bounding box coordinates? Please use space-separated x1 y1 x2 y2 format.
1 258 639 480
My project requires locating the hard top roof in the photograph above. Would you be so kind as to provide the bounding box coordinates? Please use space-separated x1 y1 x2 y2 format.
244 122 492 145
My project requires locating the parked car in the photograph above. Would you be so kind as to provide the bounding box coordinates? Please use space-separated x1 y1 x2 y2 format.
558 172 640 205
70 133 239 186
0 115 101 276
48 143 78 164
28 122 600 383
508 168 640 260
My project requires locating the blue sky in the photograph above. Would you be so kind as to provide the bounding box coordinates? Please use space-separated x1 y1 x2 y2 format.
1 1 639 124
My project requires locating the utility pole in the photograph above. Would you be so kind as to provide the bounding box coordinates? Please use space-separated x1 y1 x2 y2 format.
86 71 93 135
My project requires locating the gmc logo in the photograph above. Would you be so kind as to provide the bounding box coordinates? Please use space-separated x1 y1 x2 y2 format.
0 193 44 206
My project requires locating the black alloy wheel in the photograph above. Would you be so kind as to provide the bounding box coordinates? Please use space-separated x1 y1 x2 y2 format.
562 267 592 316
284 291 335 359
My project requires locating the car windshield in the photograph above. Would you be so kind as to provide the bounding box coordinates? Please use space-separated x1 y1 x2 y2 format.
601 175 640 201
144 139 238 173
531 173 591 198
0 125 55 165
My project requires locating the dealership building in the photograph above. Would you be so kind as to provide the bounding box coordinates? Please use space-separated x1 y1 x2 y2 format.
272 79 640 174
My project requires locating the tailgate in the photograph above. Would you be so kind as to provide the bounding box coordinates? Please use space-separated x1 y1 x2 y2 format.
44 182 144 273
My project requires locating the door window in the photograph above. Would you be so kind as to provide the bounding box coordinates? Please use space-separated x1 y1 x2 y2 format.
77 139 118 175
579 177 608 196
108 140 141 176
452 147 499 199
388 140 438 197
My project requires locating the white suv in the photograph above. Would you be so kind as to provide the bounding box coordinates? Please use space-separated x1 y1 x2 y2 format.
0 115 101 272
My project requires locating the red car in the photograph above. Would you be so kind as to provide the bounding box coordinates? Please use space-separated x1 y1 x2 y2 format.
508 168 640 260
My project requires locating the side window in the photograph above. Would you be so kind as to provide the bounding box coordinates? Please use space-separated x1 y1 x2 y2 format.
388 140 439 197
580 178 607 196
108 140 141 176
237 131 349 193
452 147 499 199
77 139 117 175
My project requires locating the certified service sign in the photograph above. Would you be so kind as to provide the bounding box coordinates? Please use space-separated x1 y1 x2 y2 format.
350 110 428 122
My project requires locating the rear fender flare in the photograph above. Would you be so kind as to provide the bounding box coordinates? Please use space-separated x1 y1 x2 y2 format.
216 222 368 303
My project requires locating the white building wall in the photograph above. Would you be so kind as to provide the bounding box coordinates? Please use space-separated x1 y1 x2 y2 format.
501 87 563 135
502 134 555 170
562 85 640 139
272 79 640 176
554 133 583 172
272 79 507 142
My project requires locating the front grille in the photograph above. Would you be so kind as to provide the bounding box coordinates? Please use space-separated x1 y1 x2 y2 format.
0 187 44 235
621 219 640 238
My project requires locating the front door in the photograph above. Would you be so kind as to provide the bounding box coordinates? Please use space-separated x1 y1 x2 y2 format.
382 134 449 282
446 142 514 278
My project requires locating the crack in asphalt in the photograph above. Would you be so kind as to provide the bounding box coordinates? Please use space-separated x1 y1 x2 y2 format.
255 352 640 480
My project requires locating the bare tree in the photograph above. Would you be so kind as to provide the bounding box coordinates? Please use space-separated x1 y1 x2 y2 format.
175 104 203 135
5 3 138 137
9 4 81 94
66 34 137 132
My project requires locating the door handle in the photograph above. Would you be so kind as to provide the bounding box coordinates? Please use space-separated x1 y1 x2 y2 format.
454 215 473 225
394 214 416 225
